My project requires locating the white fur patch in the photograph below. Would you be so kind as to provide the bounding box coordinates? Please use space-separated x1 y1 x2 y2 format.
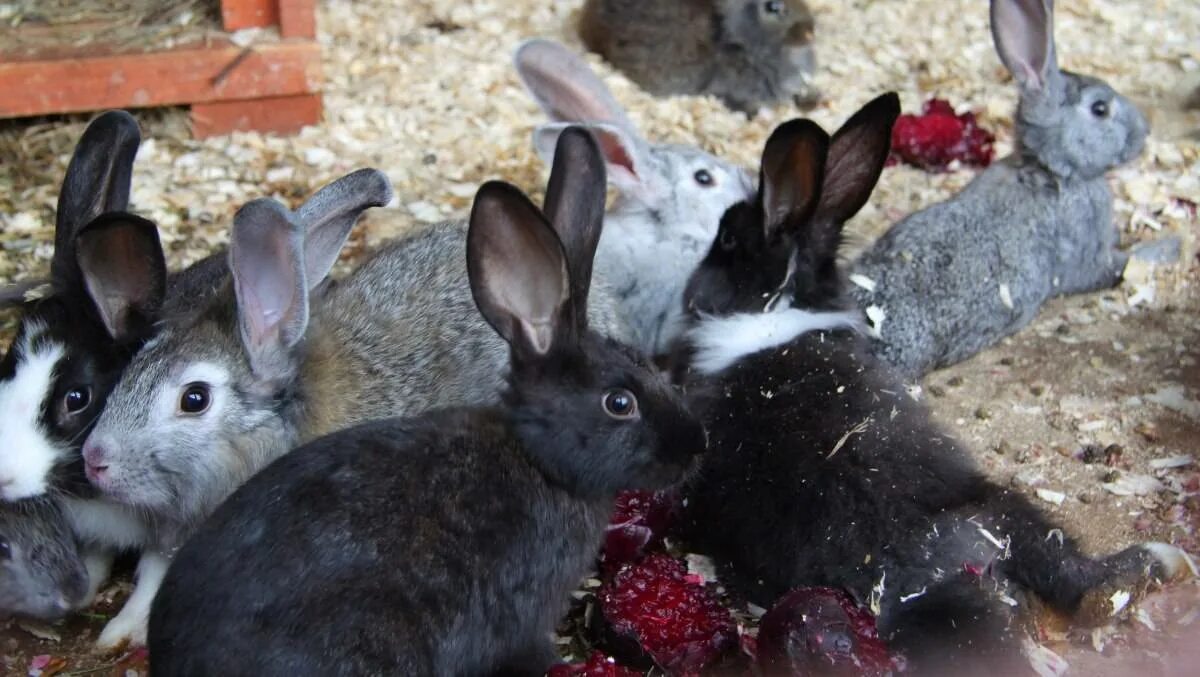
0 325 66 500
688 308 862 374
61 496 151 551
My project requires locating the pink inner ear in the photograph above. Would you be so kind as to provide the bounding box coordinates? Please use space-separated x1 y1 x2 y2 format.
594 131 638 179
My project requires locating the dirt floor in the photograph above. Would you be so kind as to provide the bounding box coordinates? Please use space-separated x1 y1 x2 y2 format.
1 0 1198 675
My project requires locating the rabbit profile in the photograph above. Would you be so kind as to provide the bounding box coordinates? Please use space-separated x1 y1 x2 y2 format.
851 0 1150 378
515 38 754 356
579 0 819 113
148 128 707 676
675 94 1193 671
0 498 89 621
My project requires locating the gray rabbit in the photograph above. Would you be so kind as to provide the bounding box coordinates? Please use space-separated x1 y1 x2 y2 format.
515 38 754 356
851 0 1151 378
579 0 819 113
75 147 629 647
0 498 88 621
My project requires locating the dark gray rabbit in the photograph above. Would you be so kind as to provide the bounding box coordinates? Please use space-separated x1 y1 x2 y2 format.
851 0 1151 377
148 128 707 676
0 498 88 621
675 94 1194 672
579 0 819 113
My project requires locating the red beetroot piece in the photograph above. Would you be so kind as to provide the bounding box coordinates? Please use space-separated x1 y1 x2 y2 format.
598 553 737 674
546 651 641 677
889 98 994 171
756 587 895 676
600 489 681 573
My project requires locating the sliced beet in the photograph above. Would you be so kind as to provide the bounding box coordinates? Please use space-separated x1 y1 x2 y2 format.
756 587 895 676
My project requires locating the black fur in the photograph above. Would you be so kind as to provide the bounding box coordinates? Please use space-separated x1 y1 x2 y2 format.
675 94 1171 672
149 128 706 676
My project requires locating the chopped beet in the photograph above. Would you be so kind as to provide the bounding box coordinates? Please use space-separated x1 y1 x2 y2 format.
598 553 737 674
600 489 682 573
888 98 995 172
756 587 895 676
546 651 641 677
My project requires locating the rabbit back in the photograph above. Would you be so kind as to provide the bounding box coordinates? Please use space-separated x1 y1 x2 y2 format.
150 409 610 676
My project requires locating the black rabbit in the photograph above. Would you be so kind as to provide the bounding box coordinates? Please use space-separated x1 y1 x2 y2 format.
147 128 707 676
673 93 1194 672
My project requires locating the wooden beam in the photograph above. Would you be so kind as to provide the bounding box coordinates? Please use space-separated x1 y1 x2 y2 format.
220 0 279 32
0 42 322 119
192 93 323 138
279 0 318 39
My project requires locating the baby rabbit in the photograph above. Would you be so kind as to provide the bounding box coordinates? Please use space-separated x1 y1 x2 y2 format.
0 498 88 621
148 128 707 676
851 0 1150 377
675 94 1193 671
515 38 754 356
579 0 819 113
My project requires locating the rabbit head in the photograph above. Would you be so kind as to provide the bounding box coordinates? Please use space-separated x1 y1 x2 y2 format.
516 38 753 249
685 93 899 318
469 128 707 496
0 497 88 620
79 170 392 523
0 111 168 502
718 0 817 98
991 0 1147 180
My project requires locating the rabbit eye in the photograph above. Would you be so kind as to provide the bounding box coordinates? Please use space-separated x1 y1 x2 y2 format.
179 383 212 415
763 0 786 15
693 169 714 187
719 228 738 252
64 386 92 414
1090 100 1110 118
602 389 639 420
0 537 9 560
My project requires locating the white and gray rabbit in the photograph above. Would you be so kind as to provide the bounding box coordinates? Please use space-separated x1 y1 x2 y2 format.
75 148 631 648
515 38 754 356
0 498 89 621
579 0 819 113
148 128 707 676
851 0 1153 378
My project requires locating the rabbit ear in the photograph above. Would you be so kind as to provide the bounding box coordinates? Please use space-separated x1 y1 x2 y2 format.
991 0 1058 91
759 118 829 243
230 199 309 381
75 212 167 342
814 92 899 233
53 110 141 289
514 38 640 136
468 181 571 358
293 168 393 290
534 121 652 206
541 127 606 329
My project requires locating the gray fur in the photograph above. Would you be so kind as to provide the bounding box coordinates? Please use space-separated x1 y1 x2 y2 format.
0 498 88 621
850 0 1149 378
579 0 819 113
516 39 754 355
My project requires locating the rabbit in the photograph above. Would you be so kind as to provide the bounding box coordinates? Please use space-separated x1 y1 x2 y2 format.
0 497 89 621
850 0 1154 378
77 129 635 648
673 93 1195 672
146 127 706 677
515 38 755 357
579 0 819 113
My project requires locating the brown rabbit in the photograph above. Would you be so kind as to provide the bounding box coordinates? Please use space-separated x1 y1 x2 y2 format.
579 0 818 113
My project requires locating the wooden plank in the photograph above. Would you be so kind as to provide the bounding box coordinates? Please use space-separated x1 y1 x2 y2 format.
220 0 279 32
279 0 318 39
0 42 322 118
192 92 322 138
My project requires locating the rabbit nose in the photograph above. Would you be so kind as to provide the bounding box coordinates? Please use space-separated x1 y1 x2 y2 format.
82 441 110 479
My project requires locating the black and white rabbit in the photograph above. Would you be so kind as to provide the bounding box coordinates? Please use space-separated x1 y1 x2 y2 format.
674 94 1194 672
148 128 707 676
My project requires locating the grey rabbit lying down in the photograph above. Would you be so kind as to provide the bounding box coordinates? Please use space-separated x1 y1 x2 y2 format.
851 0 1170 378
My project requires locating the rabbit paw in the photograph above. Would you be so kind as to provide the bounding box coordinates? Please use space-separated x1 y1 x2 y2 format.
95 606 146 653
1129 236 1182 265
81 549 114 608
1074 543 1196 627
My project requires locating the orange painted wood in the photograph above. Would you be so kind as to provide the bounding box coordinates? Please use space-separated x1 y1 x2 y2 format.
279 0 318 39
220 0 279 31
0 42 322 118
192 92 322 138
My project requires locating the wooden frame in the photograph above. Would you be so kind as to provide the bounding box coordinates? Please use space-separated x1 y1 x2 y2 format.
0 0 322 138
